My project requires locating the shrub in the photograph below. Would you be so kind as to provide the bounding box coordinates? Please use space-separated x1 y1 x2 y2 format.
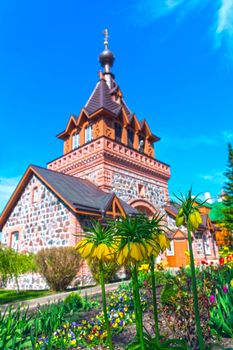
64 292 83 312
35 247 82 291
88 259 120 284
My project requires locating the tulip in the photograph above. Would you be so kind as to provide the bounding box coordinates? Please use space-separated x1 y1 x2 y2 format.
219 257 225 265
223 285 228 294
209 295 215 303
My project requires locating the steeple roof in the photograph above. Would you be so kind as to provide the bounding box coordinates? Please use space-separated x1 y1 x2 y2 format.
85 79 122 115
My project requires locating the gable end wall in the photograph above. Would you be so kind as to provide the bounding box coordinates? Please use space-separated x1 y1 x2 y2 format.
2 175 79 253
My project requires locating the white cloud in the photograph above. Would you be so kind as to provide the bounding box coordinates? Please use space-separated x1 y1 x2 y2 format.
0 176 20 213
199 171 225 185
216 0 233 42
222 130 233 142
134 0 207 22
134 0 233 57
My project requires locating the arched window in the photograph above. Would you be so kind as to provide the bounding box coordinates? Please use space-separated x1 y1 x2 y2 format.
85 125 92 143
72 133 80 150
115 123 122 142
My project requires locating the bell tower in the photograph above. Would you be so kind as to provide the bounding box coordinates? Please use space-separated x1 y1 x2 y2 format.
47 31 170 213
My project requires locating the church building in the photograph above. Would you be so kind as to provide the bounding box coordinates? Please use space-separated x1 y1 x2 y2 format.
0 32 171 288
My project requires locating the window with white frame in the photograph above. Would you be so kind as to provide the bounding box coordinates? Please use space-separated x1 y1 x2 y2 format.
166 240 174 256
85 125 92 143
195 232 204 254
203 235 211 255
72 133 80 150
11 231 19 251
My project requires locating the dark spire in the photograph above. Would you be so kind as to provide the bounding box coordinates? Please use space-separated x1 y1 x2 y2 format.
99 29 115 74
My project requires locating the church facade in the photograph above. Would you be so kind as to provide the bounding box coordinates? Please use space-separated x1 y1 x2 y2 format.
0 33 170 289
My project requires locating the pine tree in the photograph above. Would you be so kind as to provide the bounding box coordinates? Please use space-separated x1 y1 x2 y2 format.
222 143 233 245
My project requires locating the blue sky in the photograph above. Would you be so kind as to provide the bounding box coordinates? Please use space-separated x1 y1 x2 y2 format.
0 0 233 212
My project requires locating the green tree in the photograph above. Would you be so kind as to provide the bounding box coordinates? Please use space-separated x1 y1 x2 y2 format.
222 143 233 246
0 247 35 292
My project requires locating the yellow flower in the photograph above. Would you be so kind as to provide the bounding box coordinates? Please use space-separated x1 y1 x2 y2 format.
76 239 115 262
117 242 149 264
139 263 150 271
70 339 76 345
157 234 170 251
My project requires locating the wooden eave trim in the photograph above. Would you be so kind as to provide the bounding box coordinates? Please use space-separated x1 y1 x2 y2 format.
76 109 90 128
57 115 77 139
0 166 33 230
121 107 130 126
131 114 141 131
106 211 121 217
74 209 102 217
174 229 187 239
0 165 104 230
150 134 161 142
165 208 176 218
104 194 126 218
141 120 153 138
207 217 215 231
113 196 126 217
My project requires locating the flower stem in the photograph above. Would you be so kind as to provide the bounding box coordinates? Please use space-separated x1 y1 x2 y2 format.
99 261 113 350
150 255 160 341
132 264 145 350
187 222 205 350
131 269 140 337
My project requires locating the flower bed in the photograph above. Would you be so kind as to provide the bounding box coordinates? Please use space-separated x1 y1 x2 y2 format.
36 287 148 349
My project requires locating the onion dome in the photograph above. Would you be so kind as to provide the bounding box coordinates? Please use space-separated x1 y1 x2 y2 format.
99 29 115 69
99 48 114 67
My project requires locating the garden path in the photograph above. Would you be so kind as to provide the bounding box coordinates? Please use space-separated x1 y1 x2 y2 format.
0 281 125 312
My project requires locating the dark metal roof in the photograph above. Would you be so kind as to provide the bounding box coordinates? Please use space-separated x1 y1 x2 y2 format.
119 199 138 215
85 79 122 115
31 165 137 215
165 204 179 216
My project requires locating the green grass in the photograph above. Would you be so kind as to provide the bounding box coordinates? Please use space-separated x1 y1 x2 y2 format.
0 289 54 305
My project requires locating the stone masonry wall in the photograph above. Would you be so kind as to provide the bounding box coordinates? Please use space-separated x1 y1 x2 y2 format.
2 175 74 252
111 170 166 208
1 175 95 289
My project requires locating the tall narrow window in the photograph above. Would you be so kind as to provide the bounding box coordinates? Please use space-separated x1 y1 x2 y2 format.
32 187 39 203
115 123 122 142
166 240 174 256
72 133 80 150
128 129 134 147
11 231 19 251
138 136 145 152
85 125 92 143
138 184 145 197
